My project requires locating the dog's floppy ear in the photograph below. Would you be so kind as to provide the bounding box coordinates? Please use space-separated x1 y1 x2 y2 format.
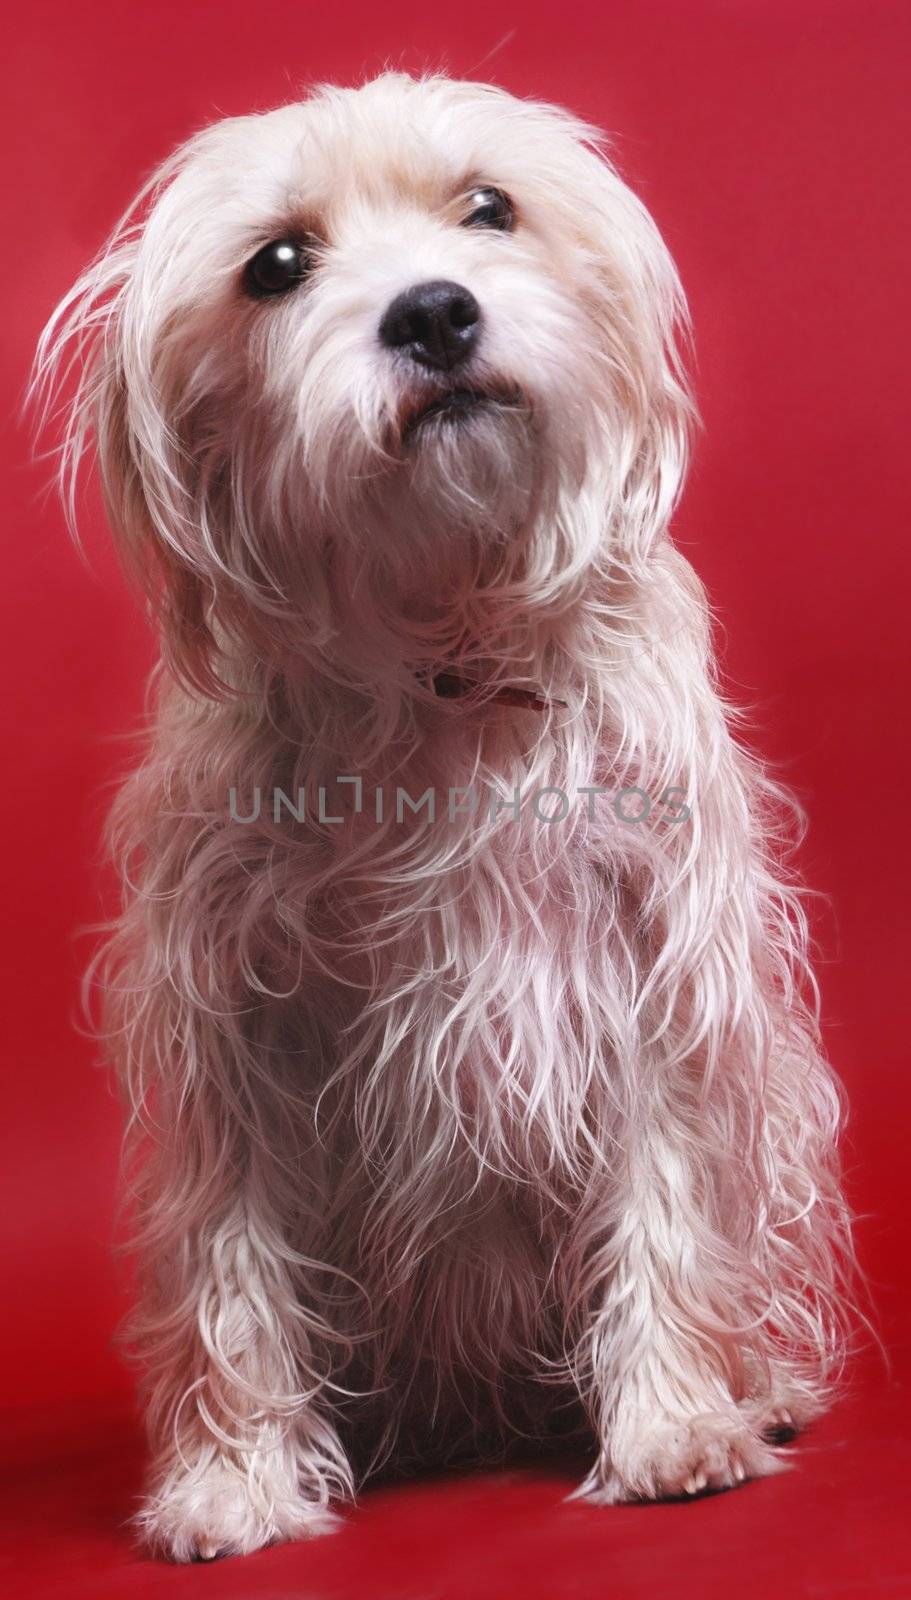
574 133 696 565
31 209 220 696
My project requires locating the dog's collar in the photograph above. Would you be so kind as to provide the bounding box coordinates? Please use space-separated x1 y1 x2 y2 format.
431 670 559 711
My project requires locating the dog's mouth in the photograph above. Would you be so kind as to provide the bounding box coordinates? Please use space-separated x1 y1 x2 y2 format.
401 385 521 444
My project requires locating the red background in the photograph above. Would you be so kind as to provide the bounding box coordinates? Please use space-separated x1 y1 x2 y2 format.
2 2 909 1596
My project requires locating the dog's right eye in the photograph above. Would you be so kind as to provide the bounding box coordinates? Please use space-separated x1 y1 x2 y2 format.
243 240 310 298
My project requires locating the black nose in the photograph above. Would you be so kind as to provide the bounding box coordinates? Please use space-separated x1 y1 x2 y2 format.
379 280 481 371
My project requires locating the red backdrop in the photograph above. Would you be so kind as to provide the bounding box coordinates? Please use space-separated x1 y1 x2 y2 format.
2 2 909 1594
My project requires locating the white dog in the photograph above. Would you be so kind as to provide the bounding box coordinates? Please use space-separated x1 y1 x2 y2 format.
35 73 853 1561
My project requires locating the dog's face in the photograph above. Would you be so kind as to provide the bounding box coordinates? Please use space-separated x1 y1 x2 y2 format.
40 74 690 689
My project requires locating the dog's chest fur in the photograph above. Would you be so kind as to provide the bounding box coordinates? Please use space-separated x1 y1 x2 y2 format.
305 712 633 1289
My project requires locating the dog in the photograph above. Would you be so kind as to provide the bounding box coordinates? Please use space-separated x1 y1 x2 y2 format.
34 72 854 1560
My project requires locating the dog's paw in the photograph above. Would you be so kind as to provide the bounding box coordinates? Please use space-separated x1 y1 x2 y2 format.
139 1456 339 1562
576 1408 787 1505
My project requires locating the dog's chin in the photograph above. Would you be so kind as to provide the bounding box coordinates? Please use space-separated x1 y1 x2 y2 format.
392 390 536 542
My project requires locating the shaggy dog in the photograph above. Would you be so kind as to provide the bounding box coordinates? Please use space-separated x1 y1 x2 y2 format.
35 73 853 1560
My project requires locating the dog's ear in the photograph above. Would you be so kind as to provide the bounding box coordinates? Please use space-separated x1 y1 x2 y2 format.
31 219 221 696
574 135 696 565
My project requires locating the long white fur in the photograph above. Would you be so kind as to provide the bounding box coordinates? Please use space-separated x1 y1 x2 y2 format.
33 73 854 1559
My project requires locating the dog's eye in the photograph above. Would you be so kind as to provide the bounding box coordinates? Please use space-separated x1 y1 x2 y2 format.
243 240 310 298
461 187 514 232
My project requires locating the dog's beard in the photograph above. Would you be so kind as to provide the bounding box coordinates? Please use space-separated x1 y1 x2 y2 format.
352 393 544 606
287 391 574 698
203 376 577 695
397 396 535 536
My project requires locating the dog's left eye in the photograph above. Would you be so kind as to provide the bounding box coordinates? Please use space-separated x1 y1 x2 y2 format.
243 240 310 298
461 187 514 231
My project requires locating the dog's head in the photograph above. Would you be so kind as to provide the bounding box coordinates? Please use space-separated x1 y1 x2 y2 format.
35 74 692 693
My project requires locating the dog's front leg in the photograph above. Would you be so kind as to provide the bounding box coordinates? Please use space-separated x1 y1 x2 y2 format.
134 1141 351 1560
571 1114 784 1503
